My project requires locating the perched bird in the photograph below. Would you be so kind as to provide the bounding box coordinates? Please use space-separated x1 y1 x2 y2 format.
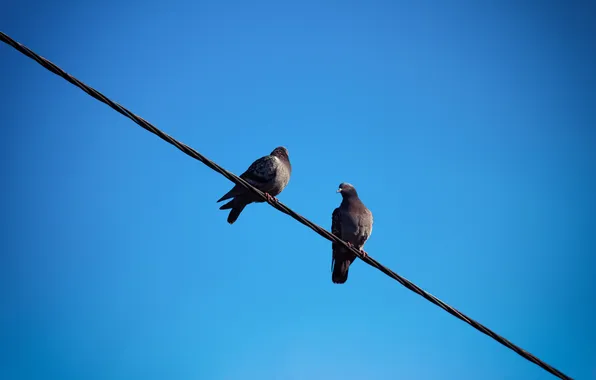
217 146 292 224
331 182 373 284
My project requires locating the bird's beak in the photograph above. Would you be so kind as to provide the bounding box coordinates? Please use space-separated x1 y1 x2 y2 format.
336 188 342 193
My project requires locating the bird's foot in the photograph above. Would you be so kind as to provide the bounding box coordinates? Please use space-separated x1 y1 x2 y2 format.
265 193 279 203
345 242 366 258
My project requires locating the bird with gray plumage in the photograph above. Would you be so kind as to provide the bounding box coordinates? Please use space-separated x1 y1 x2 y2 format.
331 182 373 284
216 146 292 224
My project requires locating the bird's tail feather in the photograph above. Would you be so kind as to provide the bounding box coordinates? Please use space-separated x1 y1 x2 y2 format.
227 204 246 224
219 199 235 210
217 185 241 203
219 197 248 224
332 258 351 284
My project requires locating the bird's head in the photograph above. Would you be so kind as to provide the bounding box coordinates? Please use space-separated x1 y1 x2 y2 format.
337 182 358 197
271 146 289 160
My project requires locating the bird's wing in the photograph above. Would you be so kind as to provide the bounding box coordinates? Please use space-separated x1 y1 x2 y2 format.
355 206 373 248
240 155 277 186
331 207 343 269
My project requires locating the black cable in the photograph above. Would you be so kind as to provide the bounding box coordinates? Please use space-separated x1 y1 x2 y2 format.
0 31 573 380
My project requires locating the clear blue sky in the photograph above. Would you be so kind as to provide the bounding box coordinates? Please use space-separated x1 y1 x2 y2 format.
1 1 595 379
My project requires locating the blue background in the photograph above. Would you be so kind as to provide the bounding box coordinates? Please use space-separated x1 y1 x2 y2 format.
1 1 595 379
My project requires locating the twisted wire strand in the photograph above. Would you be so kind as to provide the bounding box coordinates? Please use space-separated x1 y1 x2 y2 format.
0 31 572 380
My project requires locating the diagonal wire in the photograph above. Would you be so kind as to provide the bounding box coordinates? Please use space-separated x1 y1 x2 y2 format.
0 31 573 380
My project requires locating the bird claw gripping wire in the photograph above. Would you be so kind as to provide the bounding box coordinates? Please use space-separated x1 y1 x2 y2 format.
346 241 368 259
265 193 279 204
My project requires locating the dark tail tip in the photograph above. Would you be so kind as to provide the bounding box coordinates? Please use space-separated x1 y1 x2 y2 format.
332 260 350 284
332 274 348 284
219 199 235 210
227 206 245 224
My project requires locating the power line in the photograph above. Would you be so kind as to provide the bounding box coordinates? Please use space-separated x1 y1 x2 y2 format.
0 31 573 380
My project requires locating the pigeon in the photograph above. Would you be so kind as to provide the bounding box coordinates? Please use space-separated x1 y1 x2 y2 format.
331 182 373 284
217 146 292 224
